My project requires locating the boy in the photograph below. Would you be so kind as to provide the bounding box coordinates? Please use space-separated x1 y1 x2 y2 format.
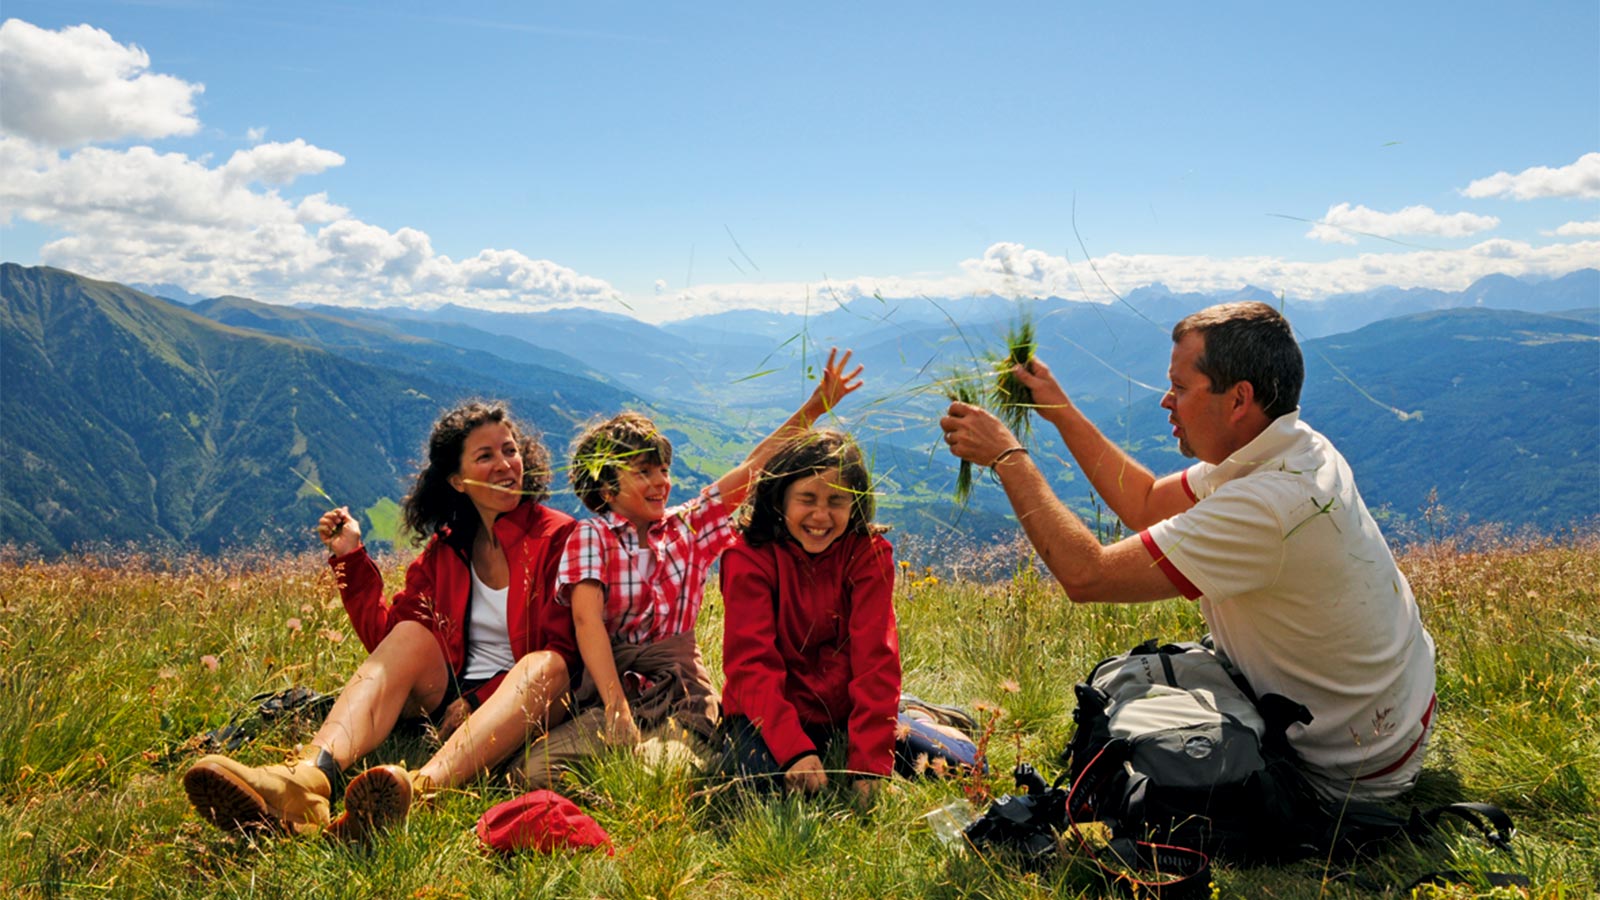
519 349 862 785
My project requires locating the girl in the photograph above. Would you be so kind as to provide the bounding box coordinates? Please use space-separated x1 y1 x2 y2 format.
717 429 901 802
184 401 576 839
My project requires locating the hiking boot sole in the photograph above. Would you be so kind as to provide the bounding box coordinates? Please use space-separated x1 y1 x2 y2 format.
184 761 274 834
327 766 412 842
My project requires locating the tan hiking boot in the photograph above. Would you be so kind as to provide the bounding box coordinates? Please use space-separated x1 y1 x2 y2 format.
326 765 412 842
183 754 332 835
408 769 439 805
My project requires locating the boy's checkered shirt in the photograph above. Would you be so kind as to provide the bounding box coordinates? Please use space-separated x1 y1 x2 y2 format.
556 485 738 644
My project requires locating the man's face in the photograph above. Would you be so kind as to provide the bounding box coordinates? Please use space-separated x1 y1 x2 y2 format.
1160 332 1235 464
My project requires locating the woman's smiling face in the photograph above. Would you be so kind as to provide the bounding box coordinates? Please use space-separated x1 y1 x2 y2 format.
781 467 852 553
450 421 523 519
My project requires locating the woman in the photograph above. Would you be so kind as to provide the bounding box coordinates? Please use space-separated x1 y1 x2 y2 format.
184 401 576 839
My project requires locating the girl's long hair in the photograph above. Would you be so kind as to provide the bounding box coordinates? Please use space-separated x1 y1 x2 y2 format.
401 401 551 559
737 429 882 549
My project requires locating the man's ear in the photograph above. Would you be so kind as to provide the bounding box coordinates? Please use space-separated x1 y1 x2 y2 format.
1229 380 1257 423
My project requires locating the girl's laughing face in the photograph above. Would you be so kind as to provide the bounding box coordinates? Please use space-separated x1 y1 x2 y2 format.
782 467 851 553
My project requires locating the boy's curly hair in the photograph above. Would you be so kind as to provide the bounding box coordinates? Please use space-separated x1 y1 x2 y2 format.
736 429 883 548
569 411 674 513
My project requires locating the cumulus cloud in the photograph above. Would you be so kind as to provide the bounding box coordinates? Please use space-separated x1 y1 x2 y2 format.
1305 203 1500 244
1 134 621 310
1546 220 1600 237
647 239 1600 320
0 18 623 313
0 19 203 147
221 139 343 186
3 17 1589 324
1461 152 1600 201
294 192 348 225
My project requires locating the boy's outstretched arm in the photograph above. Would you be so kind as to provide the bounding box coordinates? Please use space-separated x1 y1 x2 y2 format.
713 347 864 506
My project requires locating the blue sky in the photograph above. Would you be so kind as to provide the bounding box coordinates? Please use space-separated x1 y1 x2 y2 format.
2 2 1596 321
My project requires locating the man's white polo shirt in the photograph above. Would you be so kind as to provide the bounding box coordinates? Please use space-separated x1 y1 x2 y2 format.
1142 411 1437 799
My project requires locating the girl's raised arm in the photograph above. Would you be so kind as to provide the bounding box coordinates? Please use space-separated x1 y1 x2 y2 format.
714 347 864 505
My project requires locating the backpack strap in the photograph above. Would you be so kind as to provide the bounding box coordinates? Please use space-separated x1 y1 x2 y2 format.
1065 740 1212 899
1412 801 1517 852
1101 838 1211 899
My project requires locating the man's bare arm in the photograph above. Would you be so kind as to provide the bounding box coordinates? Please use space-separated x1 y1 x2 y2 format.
941 401 1180 605
1013 359 1194 530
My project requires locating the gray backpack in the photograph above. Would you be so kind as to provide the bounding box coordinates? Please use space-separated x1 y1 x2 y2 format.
1062 639 1313 864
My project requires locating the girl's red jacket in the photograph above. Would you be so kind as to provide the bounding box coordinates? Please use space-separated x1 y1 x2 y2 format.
720 532 901 777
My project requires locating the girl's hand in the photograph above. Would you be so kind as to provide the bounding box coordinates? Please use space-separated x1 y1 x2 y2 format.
318 507 362 556
852 777 885 809
603 703 641 747
805 347 865 421
785 754 827 794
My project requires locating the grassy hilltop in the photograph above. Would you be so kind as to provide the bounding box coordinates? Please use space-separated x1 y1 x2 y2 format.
2 530 1596 899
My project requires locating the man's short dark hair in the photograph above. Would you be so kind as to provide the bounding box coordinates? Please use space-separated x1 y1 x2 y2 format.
1172 301 1303 419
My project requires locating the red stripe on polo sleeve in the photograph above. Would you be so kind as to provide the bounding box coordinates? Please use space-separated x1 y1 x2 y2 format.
1140 529 1202 600
1180 469 1198 503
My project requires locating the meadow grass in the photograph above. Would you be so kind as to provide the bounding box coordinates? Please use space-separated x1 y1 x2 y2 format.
1 531 1595 899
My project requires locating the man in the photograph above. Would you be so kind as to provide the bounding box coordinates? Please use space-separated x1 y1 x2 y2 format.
940 301 1435 800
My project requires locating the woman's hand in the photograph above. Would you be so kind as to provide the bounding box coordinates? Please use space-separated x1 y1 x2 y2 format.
318 507 362 556
785 753 828 794
435 697 471 742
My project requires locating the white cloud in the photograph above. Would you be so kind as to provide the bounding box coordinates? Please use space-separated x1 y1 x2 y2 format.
1305 203 1499 244
647 239 1600 320
1461 152 1600 201
1 134 622 311
3 18 1589 325
221 139 345 187
294 192 348 225
0 19 203 147
246 126 267 143
1546 220 1600 237
0 19 623 313
957 239 1600 305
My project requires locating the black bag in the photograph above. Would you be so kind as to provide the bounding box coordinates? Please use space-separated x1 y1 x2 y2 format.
962 639 1524 897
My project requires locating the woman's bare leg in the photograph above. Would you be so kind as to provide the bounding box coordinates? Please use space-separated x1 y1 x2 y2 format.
311 620 451 768
415 649 569 789
185 622 448 835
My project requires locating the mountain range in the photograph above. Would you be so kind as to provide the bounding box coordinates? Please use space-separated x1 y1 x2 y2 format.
3 263 1596 558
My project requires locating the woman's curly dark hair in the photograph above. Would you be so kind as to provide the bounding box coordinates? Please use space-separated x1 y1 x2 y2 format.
402 401 551 557
737 429 882 549
568 411 672 513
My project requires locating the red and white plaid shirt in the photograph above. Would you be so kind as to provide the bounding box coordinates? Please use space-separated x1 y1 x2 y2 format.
557 485 738 645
